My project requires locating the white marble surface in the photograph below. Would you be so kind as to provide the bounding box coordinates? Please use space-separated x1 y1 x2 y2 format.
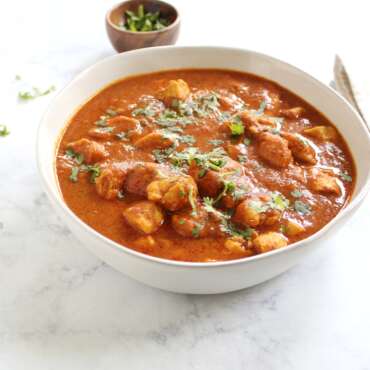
1 0 370 369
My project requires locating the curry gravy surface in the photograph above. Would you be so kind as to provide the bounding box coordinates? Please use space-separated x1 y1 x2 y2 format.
56 69 355 262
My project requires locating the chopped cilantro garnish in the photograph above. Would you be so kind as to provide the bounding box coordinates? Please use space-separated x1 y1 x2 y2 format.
243 138 252 146
220 219 254 239
270 192 290 211
208 139 224 146
95 116 108 127
132 106 156 117
238 155 247 164
294 200 311 215
191 223 202 238
291 189 302 198
178 219 185 225
214 180 236 204
165 126 183 134
179 135 196 144
18 85 55 100
106 108 118 117
0 125 10 137
69 166 79 182
152 147 175 163
202 197 254 240
228 116 245 136
178 189 186 198
123 4 170 32
339 171 352 182
256 99 267 114
65 148 84 165
80 164 101 183
198 168 207 178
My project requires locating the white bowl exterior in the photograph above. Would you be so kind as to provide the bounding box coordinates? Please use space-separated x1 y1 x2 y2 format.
37 46 370 294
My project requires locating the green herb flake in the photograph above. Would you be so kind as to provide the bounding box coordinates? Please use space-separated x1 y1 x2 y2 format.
228 116 244 136
80 164 101 183
243 138 252 146
198 168 207 178
0 125 10 137
179 135 196 145
238 155 248 164
132 106 156 117
123 5 169 32
95 116 108 127
291 189 303 198
69 166 79 183
106 108 118 117
294 200 311 215
270 192 290 211
178 219 185 225
18 85 55 100
208 139 224 146
339 171 352 183
65 148 84 165
191 223 202 238
256 99 267 114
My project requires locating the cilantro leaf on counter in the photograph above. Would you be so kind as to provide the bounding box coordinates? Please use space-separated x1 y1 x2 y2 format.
18 85 55 100
0 125 10 137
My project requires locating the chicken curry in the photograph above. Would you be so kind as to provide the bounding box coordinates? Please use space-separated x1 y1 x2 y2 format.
56 69 355 262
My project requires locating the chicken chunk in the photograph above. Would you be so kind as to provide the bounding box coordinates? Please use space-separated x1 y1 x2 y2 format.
125 163 169 196
253 232 288 254
95 166 127 200
123 201 164 234
171 207 208 238
256 132 292 168
188 157 243 197
134 130 176 150
281 132 317 165
309 170 341 195
280 107 305 119
132 235 157 252
233 195 282 228
161 79 190 105
224 237 250 254
303 126 338 141
285 219 305 237
240 110 263 136
233 200 260 227
147 176 198 211
227 143 248 161
67 138 108 164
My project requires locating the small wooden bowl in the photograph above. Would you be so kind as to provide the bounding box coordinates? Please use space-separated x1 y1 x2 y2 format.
106 0 180 53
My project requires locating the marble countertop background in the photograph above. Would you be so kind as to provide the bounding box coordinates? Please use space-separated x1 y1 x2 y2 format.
1 1 369 369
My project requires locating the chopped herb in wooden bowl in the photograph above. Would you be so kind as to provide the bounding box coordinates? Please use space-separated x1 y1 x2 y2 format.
122 4 170 32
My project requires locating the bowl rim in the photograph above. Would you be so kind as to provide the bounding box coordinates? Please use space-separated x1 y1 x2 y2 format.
37 45 370 268
106 0 181 35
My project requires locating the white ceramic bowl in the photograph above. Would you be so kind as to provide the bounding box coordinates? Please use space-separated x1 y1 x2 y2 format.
37 46 370 294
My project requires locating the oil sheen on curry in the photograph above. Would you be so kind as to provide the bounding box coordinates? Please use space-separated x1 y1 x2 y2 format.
56 69 355 262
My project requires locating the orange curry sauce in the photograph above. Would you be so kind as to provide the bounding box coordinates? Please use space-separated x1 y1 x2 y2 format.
56 69 355 262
